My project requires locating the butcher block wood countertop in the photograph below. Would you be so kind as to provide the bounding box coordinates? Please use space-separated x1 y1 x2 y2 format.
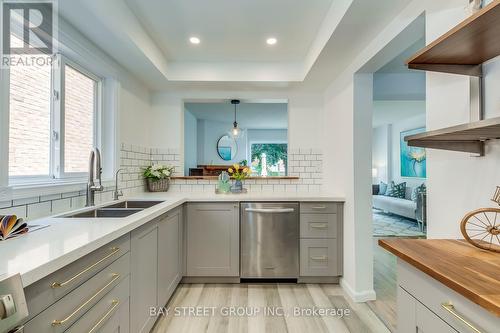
379 239 500 317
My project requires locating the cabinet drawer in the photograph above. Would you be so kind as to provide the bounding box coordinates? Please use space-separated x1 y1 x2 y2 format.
25 234 130 319
300 239 339 276
300 213 337 238
23 253 130 333
398 260 498 333
300 202 338 214
65 276 130 333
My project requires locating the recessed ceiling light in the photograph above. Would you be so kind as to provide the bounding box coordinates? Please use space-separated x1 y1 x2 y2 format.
266 37 277 45
189 37 200 44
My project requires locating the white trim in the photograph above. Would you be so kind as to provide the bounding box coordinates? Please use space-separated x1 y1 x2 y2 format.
0 67 9 187
340 278 376 303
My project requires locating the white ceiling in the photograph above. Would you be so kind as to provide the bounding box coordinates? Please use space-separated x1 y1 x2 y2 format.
58 0 414 88
185 102 288 129
125 0 333 63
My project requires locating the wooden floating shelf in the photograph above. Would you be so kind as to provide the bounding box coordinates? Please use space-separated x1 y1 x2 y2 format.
405 116 500 155
406 0 500 76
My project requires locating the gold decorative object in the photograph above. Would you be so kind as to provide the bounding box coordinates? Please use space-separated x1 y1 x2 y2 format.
460 187 500 253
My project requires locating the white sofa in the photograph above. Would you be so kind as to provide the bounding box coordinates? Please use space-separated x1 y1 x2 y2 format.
373 186 417 220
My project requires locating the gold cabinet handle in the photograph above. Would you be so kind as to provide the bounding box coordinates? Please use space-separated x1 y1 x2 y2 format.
88 299 120 333
52 273 120 326
51 247 120 289
310 223 328 229
311 206 326 210
310 255 328 261
441 302 483 333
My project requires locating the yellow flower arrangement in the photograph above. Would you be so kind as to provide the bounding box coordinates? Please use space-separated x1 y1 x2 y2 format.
228 164 250 181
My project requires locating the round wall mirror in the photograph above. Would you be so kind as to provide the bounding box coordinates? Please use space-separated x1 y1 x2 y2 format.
217 135 238 161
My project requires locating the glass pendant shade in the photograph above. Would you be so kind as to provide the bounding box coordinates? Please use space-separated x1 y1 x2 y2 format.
230 100 243 138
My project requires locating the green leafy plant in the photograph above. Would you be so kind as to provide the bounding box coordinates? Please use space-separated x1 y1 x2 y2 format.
143 164 174 180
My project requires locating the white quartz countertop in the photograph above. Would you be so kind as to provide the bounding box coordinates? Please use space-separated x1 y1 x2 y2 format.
0 192 344 287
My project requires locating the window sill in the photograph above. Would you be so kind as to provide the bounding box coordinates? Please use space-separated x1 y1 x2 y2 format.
1 179 114 201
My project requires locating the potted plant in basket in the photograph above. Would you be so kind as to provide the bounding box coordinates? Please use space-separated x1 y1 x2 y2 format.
228 164 250 193
143 164 174 192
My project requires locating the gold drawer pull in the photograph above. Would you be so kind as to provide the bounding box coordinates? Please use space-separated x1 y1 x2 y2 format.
52 273 120 326
311 206 326 210
441 302 483 333
88 299 120 333
310 255 328 261
51 247 120 289
310 223 328 229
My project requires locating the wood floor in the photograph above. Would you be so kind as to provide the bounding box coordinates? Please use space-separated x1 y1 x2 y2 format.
152 283 390 333
368 238 398 332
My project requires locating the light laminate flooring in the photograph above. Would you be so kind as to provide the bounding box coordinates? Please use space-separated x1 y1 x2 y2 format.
152 283 390 333
368 238 398 332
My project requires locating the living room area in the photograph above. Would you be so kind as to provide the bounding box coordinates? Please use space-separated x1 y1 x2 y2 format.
371 36 427 239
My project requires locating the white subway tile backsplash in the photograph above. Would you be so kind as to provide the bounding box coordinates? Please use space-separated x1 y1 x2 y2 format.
40 194 62 202
0 205 27 218
52 198 71 214
27 201 51 220
13 197 39 206
0 200 12 209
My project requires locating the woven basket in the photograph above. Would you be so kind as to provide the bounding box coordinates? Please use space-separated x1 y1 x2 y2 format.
147 178 170 192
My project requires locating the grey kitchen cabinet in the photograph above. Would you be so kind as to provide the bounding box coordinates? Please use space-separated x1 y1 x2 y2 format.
23 254 130 333
24 234 130 321
300 239 339 276
65 276 130 333
299 202 343 278
157 207 183 307
130 221 158 333
186 202 239 277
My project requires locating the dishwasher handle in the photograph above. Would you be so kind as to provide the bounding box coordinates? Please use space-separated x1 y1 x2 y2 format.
245 208 295 213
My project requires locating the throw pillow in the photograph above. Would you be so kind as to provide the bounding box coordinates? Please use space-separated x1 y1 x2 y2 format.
386 181 406 199
379 181 388 195
411 183 427 201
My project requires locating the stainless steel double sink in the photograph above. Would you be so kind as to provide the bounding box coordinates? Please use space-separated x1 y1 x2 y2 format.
61 200 164 218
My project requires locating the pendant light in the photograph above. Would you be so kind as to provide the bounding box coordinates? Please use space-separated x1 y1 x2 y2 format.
230 99 243 138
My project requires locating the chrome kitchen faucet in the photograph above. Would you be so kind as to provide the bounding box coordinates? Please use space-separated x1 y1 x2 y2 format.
86 148 103 206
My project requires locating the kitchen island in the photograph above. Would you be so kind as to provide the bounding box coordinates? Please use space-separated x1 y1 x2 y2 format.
379 238 500 333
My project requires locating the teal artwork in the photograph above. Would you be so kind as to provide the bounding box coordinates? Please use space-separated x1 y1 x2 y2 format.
400 128 426 178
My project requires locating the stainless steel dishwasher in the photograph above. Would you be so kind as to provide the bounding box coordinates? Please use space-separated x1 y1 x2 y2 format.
240 202 299 279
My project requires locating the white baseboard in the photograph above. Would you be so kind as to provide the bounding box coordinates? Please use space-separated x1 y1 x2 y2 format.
340 278 377 302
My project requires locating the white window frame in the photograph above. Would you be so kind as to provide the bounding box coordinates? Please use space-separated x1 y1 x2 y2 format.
7 54 103 185
52 54 102 180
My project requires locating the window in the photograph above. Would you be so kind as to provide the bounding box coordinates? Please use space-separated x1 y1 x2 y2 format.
8 35 52 177
250 143 288 176
63 65 97 173
8 47 101 183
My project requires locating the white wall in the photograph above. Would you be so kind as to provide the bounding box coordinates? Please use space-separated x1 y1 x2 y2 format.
372 125 390 183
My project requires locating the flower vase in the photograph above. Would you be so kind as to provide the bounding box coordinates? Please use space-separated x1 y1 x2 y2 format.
231 180 243 193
